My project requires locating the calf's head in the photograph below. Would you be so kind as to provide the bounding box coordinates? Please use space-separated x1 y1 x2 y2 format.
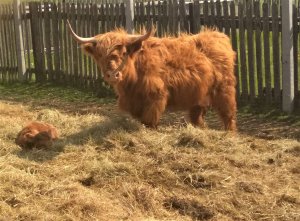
67 21 153 85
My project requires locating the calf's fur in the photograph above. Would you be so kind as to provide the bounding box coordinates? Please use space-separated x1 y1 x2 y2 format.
15 122 58 149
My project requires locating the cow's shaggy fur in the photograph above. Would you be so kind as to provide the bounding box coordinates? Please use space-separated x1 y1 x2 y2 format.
15 122 59 149
71 27 237 130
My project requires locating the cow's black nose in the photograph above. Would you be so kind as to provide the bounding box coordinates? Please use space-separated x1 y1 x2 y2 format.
115 72 120 78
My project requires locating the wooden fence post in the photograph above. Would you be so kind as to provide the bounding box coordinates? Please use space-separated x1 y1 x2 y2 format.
282 0 294 113
125 0 134 33
13 0 26 82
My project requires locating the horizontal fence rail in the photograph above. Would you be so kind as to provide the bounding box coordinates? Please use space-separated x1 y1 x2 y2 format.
0 0 299 109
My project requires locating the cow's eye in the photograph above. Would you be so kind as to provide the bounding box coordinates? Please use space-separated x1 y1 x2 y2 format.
109 54 119 60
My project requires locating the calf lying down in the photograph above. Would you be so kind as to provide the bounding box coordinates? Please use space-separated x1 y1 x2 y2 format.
15 121 58 149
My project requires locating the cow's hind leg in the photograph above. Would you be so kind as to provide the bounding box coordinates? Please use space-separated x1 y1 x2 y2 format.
213 85 237 131
189 105 207 128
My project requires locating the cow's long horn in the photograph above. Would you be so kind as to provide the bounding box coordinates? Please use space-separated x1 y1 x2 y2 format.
130 26 154 43
67 20 97 44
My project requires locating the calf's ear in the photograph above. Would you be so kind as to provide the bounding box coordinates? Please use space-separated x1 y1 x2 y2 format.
126 26 155 55
21 133 36 144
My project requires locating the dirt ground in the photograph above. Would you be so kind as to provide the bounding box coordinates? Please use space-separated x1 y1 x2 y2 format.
0 93 299 221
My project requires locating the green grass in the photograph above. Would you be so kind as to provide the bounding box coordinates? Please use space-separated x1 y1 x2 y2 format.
238 103 300 126
0 82 114 104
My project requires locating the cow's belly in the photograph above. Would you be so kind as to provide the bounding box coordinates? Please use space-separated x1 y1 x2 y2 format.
166 84 211 111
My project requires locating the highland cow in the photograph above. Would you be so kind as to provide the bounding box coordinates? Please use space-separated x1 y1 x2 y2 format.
68 21 237 130
15 122 59 149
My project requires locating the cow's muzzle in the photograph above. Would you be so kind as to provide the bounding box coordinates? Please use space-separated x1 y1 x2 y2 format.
106 54 128 82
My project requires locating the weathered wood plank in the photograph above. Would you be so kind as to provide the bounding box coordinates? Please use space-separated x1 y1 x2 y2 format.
52 2 60 82
83 3 88 88
254 1 263 99
230 1 239 101
151 0 156 32
110 3 115 30
0 5 4 81
209 0 215 28
121 2 126 28
238 2 248 101
65 3 72 83
37 2 45 80
263 3 272 103
173 0 178 34
105 1 110 32
223 0 230 36
44 2 53 81
22 2 32 80
192 0 200 34
6 5 13 82
115 2 120 28
294 2 299 103
162 0 168 36
146 1 151 28
92 2 98 88
77 2 84 87
99 3 105 33
71 3 78 85
215 0 222 30
6 5 12 81
157 1 163 36
0 5 7 82
246 0 255 101
179 0 188 33
189 3 194 34
1 5 9 80
58 2 63 83
272 2 280 102
133 1 138 31
168 0 174 34
87 3 93 88
29 2 44 82
13 0 26 82
140 1 145 31
12 3 18 81
203 0 209 26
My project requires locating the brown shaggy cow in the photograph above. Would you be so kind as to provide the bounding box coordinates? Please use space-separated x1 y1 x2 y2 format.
68 21 237 130
15 121 59 149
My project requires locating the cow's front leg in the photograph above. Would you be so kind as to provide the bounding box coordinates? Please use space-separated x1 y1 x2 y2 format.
138 77 168 128
140 98 167 128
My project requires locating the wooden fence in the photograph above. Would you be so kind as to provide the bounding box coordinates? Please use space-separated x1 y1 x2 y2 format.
0 0 300 109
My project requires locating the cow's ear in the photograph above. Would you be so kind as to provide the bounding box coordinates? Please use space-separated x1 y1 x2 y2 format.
126 40 143 55
81 42 97 56
126 27 155 55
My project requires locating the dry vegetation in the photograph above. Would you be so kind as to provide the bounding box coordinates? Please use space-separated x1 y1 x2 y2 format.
0 84 299 221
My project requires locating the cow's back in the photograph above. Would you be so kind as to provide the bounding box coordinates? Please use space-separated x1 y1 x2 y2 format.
193 29 236 86
136 36 216 110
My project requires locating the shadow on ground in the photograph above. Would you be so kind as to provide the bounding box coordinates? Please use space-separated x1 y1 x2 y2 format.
162 109 300 141
15 115 142 162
